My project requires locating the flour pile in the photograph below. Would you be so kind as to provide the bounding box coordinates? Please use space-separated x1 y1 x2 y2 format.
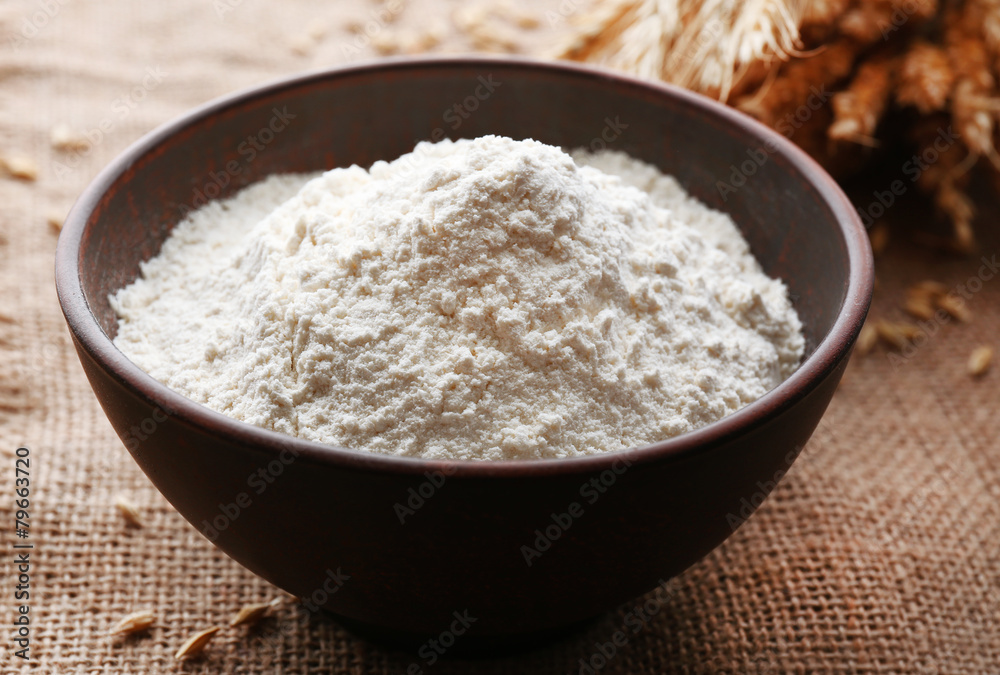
112 136 804 461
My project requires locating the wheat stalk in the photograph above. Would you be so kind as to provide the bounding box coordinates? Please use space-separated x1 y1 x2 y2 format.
553 0 807 101
554 0 1000 251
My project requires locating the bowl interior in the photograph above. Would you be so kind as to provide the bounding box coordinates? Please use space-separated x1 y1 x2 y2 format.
73 59 853 364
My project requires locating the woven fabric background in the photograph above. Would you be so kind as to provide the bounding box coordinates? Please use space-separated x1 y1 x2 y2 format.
2 0 999 672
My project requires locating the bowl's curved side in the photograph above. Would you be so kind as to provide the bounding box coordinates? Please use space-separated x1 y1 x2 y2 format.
71 337 847 637
56 57 873 638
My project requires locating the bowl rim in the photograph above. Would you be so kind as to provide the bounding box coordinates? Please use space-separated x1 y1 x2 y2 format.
55 55 874 478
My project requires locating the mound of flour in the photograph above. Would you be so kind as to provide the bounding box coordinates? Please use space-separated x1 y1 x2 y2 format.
112 135 803 461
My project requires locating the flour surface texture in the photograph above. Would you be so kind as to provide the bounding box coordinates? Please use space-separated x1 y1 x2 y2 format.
112 136 804 461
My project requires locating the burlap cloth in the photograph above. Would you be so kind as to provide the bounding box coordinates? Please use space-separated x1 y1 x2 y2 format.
2 0 999 672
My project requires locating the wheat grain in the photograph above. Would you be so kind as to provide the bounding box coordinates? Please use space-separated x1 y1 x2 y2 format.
903 296 936 321
910 280 949 297
514 11 540 29
472 26 520 52
2 154 38 181
470 26 520 52
229 599 279 627
113 494 143 528
306 18 327 41
289 34 316 56
875 320 913 351
174 626 221 661
496 0 540 28
46 210 64 232
454 5 520 52
370 31 400 55
109 610 155 637
935 295 971 322
411 21 447 51
50 124 89 152
968 345 993 376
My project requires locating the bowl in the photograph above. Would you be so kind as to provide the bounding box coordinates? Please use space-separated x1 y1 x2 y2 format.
55 56 873 646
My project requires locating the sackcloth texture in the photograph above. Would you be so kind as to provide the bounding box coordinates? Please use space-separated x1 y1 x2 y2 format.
1 0 999 672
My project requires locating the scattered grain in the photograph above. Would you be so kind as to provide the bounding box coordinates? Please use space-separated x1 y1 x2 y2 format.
453 4 489 31
454 4 520 52
968 345 993 376
50 124 89 152
370 31 399 55
903 296 936 321
174 626 221 661
935 295 971 322
306 18 327 41
514 13 540 29
289 34 315 56
229 599 278 627
392 28 442 54
875 320 914 350
46 210 64 232
497 0 540 28
415 20 447 51
469 26 519 53
910 280 949 298
2 154 39 181
113 494 143 528
109 610 155 637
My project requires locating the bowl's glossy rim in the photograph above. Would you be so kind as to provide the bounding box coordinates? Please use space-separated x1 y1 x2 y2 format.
55 55 874 478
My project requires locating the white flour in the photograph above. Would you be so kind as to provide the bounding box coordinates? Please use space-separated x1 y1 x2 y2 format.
111 136 804 461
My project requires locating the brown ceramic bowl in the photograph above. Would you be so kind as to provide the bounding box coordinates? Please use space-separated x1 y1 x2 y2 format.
56 57 873 647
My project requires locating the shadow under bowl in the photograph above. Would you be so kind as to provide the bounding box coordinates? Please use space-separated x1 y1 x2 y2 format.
55 57 873 647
